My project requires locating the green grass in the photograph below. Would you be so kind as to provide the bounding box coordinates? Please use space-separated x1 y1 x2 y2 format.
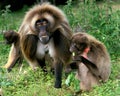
0 1 120 96
0 60 120 96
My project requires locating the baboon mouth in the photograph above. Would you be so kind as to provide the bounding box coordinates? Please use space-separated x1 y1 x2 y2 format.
39 36 50 44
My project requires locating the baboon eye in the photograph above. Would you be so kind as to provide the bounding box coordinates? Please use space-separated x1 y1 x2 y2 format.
36 19 48 27
43 21 47 25
36 22 42 26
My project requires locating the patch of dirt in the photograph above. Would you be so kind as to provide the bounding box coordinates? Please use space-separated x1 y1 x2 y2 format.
112 5 120 10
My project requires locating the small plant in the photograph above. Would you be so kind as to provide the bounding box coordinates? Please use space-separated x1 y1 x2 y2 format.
65 72 80 92
1 5 11 17
0 67 13 87
0 5 12 32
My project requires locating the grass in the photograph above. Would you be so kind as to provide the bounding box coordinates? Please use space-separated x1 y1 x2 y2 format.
0 1 120 96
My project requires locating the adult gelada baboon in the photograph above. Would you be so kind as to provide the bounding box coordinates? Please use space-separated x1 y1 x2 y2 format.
70 32 111 91
10 3 72 88
3 31 23 72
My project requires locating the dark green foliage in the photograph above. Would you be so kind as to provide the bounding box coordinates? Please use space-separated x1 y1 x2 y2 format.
63 0 120 58
0 5 28 32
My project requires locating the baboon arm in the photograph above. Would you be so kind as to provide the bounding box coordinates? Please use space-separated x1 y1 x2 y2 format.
74 56 99 76
81 56 97 69
80 56 100 76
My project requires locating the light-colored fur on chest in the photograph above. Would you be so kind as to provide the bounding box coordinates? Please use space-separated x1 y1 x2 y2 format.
36 38 56 59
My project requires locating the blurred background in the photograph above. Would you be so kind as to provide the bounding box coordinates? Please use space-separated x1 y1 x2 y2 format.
0 0 68 11
0 0 106 11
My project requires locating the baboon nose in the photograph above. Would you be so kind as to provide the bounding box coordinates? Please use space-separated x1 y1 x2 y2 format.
40 36 49 44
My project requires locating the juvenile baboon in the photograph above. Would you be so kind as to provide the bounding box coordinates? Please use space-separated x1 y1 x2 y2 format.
70 32 111 91
7 3 72 88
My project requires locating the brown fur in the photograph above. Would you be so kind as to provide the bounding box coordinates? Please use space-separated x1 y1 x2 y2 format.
14 3 72 88
3 31 23 72
70 32 111 91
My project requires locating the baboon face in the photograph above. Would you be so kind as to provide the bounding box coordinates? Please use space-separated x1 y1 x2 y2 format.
70 34 89 56
35 18 53 44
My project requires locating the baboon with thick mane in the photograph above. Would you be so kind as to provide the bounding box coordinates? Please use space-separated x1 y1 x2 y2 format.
6 3 72 88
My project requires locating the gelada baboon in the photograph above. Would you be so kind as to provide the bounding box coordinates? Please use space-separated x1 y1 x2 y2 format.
7 3 72 88
70 32 111 91
3 31 23 72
